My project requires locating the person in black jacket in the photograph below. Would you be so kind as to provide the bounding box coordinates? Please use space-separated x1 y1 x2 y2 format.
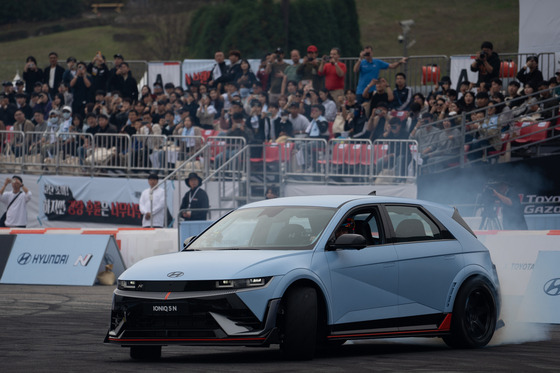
180 172 209 221
516 55 543 90
23 56 43 95
43 52 65 97
113 62 138 102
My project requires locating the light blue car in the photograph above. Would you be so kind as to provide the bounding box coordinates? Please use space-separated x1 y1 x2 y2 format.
105 195 501 360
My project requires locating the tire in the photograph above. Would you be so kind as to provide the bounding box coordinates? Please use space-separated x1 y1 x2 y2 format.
130 345 162 360
443 276 497 349
279 286 318 360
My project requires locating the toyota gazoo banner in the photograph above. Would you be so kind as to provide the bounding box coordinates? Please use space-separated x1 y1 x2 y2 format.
38 176 175 226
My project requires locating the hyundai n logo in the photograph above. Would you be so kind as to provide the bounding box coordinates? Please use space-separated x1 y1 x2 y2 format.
74 254 93 267
17 252 32 265
167 271 184 278
543 278 560 296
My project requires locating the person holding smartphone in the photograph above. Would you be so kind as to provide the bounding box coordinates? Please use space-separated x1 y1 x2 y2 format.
23 56 43 95
0 176 32 228
353 45 407 104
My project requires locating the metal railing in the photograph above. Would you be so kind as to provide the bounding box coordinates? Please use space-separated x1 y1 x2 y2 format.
284 138 328 182
372 139 419 183
325 139 373 183
415 88 560 174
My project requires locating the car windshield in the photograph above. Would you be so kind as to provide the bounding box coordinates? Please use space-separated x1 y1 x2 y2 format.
188 206 336 250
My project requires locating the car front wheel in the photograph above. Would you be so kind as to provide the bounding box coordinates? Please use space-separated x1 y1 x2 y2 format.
443 276 497 348
279 286 318 360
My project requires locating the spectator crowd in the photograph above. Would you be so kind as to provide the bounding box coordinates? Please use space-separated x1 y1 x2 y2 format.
1 41 559 177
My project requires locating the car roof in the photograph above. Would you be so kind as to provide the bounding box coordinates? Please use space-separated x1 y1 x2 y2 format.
240 195 446 210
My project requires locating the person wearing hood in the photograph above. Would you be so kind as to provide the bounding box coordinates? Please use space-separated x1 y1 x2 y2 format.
180 172 209 221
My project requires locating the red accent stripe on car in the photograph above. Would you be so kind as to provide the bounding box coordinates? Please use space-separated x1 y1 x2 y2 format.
327 315 452 339
438 313 452 331
165 292 171 300
109 337 266 342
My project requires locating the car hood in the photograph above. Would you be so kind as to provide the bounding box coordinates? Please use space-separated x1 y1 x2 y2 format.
119 249 314 281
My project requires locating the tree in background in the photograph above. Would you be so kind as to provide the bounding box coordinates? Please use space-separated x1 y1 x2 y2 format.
187 0 361 58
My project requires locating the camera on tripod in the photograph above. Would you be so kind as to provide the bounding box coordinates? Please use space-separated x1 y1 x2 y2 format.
480 182 499 208
477 181 502 229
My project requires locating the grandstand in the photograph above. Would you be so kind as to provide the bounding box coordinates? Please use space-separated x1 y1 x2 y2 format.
1 48 559 231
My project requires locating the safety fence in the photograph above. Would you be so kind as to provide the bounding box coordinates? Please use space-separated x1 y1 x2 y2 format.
416 89 560 175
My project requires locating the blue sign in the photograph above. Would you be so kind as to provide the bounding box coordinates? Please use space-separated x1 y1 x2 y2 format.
0 235 125 286
517 250 560 323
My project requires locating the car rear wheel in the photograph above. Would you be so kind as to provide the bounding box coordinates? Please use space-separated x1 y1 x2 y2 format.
130 345 162 360
443 276 497 348
279 286 317 360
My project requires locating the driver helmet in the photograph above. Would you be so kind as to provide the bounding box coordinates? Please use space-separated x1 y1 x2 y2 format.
340 217 355 232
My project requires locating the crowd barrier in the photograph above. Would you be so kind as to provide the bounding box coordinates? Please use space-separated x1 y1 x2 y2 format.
3 225 558 324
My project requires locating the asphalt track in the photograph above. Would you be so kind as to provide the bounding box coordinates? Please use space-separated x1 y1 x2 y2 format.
1 284 559 372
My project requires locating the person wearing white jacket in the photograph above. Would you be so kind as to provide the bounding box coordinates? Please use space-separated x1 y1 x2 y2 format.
139 173 165 228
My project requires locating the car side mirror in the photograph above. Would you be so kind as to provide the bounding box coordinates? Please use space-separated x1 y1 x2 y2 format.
182 235 197 250
327 234 367 251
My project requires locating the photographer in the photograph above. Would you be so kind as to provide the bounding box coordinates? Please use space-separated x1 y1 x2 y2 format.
69 61 92 116
0 176 32 228
470 41 501 86
266 48 288 105
318 48 347 108
113 62 138 103
365 102 391 142
363 77 394 113
354 45 407 104
87 52 109 95
22 56 43 95
297 45 323 92
489 180 527 230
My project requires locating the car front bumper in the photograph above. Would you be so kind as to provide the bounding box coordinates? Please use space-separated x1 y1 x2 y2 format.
105 288 280 346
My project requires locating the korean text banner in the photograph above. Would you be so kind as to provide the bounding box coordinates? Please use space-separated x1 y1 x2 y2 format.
38 176 174 226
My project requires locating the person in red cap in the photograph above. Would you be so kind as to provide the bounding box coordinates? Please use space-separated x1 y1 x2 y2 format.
297 45 323 91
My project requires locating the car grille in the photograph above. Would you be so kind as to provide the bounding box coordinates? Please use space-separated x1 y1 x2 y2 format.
110 294 263 339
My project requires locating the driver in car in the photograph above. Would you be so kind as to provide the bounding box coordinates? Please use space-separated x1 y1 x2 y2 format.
335 217 355 238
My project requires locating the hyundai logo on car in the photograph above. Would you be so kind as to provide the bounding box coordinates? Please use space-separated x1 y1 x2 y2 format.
167 271 184 278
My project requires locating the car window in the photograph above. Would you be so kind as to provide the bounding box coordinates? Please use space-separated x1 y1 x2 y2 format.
334 208 384 245
385 205 442 243
190 206 336 250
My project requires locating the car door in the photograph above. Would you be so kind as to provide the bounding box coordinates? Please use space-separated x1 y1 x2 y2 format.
383 204 464 319
325 207 399 326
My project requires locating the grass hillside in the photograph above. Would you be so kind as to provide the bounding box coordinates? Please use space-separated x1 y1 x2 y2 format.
0 0 519 81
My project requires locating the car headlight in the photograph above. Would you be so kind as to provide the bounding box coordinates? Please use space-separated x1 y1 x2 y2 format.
216 277 269 289
118 280 137 290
